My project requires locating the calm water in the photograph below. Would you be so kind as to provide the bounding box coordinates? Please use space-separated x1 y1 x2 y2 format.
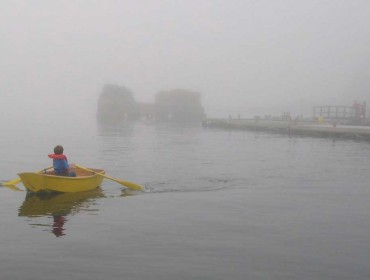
1 117 370 280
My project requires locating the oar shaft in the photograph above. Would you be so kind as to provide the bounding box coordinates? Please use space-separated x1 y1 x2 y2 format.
75 164 144 191
2 166 53 186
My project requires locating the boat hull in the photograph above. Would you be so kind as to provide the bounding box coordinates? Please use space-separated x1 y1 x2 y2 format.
18 168 105 193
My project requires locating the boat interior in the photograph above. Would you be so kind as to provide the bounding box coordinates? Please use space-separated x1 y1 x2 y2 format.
42 168 104 177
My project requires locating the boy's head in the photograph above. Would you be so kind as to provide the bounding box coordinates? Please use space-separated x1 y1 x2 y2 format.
54 145 64 155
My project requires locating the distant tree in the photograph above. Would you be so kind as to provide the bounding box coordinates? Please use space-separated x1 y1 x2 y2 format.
97 84 140 122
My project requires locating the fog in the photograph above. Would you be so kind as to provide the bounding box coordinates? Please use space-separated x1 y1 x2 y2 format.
1 0 370 120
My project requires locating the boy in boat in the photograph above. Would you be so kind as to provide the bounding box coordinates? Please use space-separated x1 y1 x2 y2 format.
48 145 76 177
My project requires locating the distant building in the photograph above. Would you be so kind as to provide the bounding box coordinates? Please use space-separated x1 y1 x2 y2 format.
97 84 140 122
155 89 205 122
97 85 205 123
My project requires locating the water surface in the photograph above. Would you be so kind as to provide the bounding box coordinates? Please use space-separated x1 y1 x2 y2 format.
1 118 370 279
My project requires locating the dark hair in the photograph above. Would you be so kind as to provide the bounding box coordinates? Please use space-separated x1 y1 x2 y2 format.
54 145 64 155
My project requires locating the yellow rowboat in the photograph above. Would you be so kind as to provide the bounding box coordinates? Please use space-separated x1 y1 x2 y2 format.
18 167 105 193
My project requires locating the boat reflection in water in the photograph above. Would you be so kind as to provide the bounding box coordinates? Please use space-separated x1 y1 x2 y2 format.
18 188 105 237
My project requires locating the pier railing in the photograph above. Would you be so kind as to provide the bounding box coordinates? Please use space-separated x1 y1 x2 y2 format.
313 106 354 120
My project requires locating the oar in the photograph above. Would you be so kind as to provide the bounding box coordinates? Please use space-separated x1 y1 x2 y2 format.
1 166 53 186
75 164 144 191
1 184 22 191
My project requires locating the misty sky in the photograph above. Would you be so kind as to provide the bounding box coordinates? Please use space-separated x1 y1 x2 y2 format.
1 0 370 119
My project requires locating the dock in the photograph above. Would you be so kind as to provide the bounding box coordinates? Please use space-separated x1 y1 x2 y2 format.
204 118 370 141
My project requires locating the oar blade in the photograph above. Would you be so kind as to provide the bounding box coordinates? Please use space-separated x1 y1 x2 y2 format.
2 178 21 186
2 184 22 191
117 179 144 191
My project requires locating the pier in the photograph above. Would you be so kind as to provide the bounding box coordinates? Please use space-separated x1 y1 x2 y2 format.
204 118 370 141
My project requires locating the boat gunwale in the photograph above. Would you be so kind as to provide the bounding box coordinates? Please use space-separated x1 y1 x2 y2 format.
30 169 105 180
